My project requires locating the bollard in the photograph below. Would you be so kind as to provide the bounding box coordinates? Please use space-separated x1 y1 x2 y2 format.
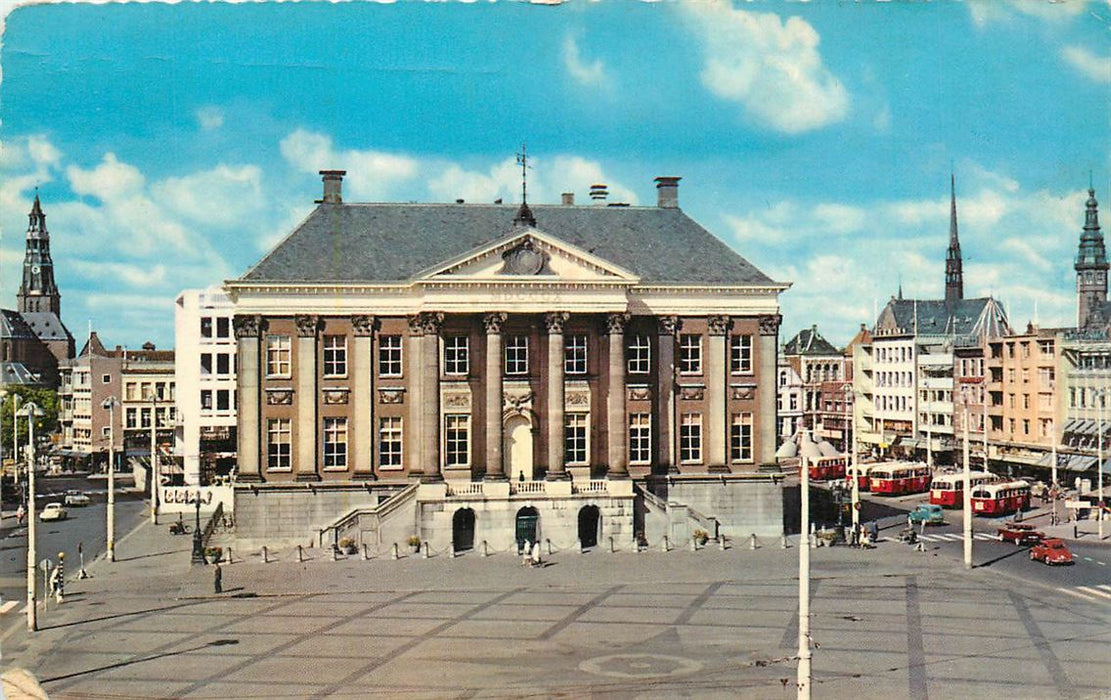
781 534 788 549
332 545 339 562
261 546 268 563
750 533 757 550
392 542 399 560
691 535 698 552
662 535 670 552
56 552 65 604
609 536 615 553
482 540 489 557
423 541 430 559
546 538 553 556
227 547 233 564
362 544 369 561
78 542 88 579
449 544 456 559
297 544 304 563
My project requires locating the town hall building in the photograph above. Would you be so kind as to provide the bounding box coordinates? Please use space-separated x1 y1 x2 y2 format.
226 169 789 552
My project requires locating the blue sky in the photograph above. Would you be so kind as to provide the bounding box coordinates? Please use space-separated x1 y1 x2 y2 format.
1 0 1108 350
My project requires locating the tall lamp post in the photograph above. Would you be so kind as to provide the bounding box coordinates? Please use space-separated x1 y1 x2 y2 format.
1097 386 1105 541
845 385 859 536
962 396 973 570
797 448 812 699
102 397 120 562
149 394 159 525
18 402 42 631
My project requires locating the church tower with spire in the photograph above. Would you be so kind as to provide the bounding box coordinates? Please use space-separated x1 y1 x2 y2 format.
1075 186 1108 328
17 193 62 316
945 174 964 305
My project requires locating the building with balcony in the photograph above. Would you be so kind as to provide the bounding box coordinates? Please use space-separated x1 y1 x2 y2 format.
174 287 238 485
225 170 789 551
781 325 844 444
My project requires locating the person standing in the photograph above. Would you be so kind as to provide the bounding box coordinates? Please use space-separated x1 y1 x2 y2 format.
531 540 542 568
16 504 25 526
213 562 222 594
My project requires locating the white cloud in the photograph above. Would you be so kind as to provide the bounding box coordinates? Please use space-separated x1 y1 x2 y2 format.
196 106 225 131
682 2 849 134
562 34 609 88
970 0 1088 27
67 153 145 201
152 164 265 228
1061 46 1111 84
279 129 419 200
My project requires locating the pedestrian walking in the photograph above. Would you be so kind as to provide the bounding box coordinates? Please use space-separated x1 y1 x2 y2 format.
521 539 531 565
16 504 25 525
213 562 222 594
531 540 542 568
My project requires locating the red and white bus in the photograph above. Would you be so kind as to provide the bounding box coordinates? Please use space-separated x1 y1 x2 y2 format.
805 455 846 481
971 480 1030 516
929 471 997 508
869 462 932 495
846 464 873 491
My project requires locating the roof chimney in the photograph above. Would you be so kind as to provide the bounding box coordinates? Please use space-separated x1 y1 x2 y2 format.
589 184 608 204
655 176 681 209
561 192 575 206
319 170 346 204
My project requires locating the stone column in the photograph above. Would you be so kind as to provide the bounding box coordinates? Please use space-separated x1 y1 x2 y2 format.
758 314 782 466
707 315 732 472
657 316 679 474
484 312 507 480
420 312 444 482
295 315 321 481
351 315 377 479
545 312 570 480
233 315 264 483
606 313 631 478
406 316 424 478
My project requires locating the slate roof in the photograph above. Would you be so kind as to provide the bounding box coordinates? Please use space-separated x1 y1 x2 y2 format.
21 312 72 342
783 326 840 356
239 203 775 286
0 309 36 341
0 362 41 386
875 297 1010 339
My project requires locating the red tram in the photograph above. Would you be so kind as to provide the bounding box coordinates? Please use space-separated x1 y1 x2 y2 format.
971 480 1030 516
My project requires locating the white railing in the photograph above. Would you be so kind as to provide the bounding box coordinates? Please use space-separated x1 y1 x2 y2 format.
510 481 546 495
573 480 608 494
445 482 485 497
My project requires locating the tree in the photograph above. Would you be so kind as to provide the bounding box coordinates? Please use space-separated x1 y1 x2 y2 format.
0 387 60 462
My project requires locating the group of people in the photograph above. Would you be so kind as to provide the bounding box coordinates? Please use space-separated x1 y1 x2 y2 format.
521 539 543 568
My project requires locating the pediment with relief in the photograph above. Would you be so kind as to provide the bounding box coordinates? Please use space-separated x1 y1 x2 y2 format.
416 229 639 284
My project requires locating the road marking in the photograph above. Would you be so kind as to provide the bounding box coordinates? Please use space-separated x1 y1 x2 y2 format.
1099 561 1107 567
1083 556 1093 562
1077 586 1111 601
974 533 995 541
1058 587 1097 602
0 601 17 614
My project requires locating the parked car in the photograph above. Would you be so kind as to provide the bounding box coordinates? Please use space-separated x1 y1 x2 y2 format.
998 523 1045 545
907 504 945 525
63 490 92 507
1030 538 1073 565
39 503 68 522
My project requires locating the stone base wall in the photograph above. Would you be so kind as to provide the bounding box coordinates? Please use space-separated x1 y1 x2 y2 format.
649 477 785 540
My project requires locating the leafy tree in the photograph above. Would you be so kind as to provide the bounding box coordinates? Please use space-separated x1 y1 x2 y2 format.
0 387 60 462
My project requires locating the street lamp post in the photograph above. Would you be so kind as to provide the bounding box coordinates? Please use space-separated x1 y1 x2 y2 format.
191 490 205 565
102 397 120 562
19 402 42 632
797 449 812 699
962 402 973 570
149 394 159 525
1097 386 1104 541
846 386 859 536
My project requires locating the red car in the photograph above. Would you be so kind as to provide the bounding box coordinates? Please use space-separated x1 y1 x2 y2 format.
1029 538 1074 565
998 524 1045 545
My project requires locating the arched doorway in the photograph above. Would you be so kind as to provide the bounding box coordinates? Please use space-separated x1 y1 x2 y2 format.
452 508 476 552
578 505 601 549
515 506 539 553
504 414 534 482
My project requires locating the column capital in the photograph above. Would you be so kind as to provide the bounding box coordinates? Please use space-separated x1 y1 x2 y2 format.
351 314 379 337
407 314 424 336
707 315 733 336
544 311 569 334
483 312 508 334
233 315 266 339
758 314 782 337
294 314 322 338
419 311 445 336
605 312 631 335
657 315 681 336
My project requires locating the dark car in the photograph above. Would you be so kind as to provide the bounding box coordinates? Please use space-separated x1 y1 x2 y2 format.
998 523 1044 545
1030 538 1073 565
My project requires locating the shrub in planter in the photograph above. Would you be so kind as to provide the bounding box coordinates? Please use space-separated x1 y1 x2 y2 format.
338 537 358 554
205 546 223 563
407 535 422 551
692 529 709 546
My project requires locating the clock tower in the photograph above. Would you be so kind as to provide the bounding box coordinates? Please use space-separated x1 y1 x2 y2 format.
1075 187 1108 329
17 193 61 316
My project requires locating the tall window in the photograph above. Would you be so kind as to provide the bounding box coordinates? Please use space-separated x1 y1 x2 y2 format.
680 413 702 463
125 408 138 429
200 317 212 338
200 390 213 410
443 336 469 376
679 334 702 375
565 334 588 375
627 335 650 374
506 335 529 375
140 408 152 429
565 414 588 465
323 417 348 469
379 417 403 468
201 354 212 375
731 412 753 463
323 335 347 377
216 390 230 411
730 335 753 374
216 317 230 338
266 335 291 377
444 415 470 466
267 418 291 470
379 335 403 377
216 353 231 376
629 413 651 464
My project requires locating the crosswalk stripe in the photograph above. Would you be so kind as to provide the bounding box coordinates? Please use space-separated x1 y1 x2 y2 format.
1059 587 1097 602
1098 585 1111 593
1077 586 1111 601
0 601 18 614
974 533 995 541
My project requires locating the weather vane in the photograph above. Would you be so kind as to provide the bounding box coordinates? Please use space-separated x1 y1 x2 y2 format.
516 142 531 205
